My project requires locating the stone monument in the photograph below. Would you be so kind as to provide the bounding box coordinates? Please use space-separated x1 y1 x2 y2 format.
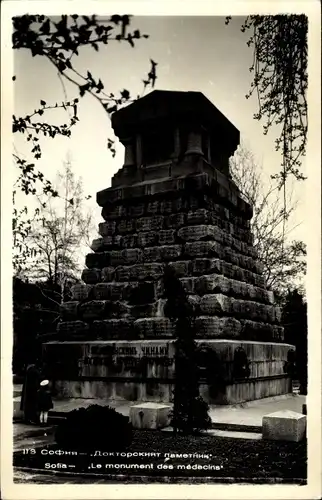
43 90 294 405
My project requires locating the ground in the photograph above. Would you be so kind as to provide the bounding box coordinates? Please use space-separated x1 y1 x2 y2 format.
13 388 307 484
13 423 306 484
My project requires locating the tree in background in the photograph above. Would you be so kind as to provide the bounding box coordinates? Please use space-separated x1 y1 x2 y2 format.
12 14 157 267
13 276 60 375
282 289 307 395
163 266 211 435
21 159 95 302
13 161 95 374
230 144 306 297
226 15 308 188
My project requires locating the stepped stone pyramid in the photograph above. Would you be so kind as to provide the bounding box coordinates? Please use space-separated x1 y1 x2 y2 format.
43 90 294 404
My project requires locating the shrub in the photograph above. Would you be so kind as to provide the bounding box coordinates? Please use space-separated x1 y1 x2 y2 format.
163 266 211 435
232 347 251 381
55 404 133 451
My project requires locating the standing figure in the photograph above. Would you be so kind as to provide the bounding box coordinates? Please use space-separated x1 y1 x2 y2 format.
20 360 42 423
37 380 53 425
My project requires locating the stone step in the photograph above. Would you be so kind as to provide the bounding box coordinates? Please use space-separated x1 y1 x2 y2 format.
161 426 262 440
211 421 262 433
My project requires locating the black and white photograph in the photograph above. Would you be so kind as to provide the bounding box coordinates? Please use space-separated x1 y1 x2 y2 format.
1 2 321 499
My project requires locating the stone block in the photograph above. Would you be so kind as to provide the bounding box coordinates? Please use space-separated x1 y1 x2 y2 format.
101 235 122 249
195 274 231 295
178 225 215 242
101 204 127 220
190 258 222 276
158 229 176 245
134 318 174 338
120 234 138 249
219 317 242 338
60 301 79 321
221 261 235 280
233 266 246 282
93 283 125 301
272 325 284 342
263 304 276 323
262 411 306 442
98 221 117 237
267 291 275 304
254 275 266 288
71 283 93 301
109 250 125 267
146 200 160 214
184 241 222 259
168 260 190 277
57 320 89 336
186 209 210 225
129 302 159 319
244 270 255 284
81 268 101 284
137 232 157 247
128 203 145 217
123 282 142 301
115 265 131 282
255 261 264 274
179 277 198 294
223 233 233 247
274 307 282 323
194 316 221 337
159 200 174 214
122 248 143 265
118 219 135 234
187 295 201 314
91 237 104 252
130 263 164 281
101 266 115 282
185 195 202 211
241 320 274 341
85 252 110 269
80 300 109 321
136 216 164 232
199 316 244 340
93 318 135 339
247 284 259 301
165 213 186 229
127 281 160 305
130 402 171 430
160 245 182 261
143 246 162 262
199 294 231 315
231 237 242 253
226 248 240 267
172 197 185 213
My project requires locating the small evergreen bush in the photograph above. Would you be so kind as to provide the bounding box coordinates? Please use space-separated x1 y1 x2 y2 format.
163 266 211 435
232 347 251 381
55 405 133 451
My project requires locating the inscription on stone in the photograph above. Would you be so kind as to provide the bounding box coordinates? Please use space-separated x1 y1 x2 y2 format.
82 345 171 366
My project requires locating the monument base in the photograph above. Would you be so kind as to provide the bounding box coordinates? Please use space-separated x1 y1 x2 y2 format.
43 339 294 405
52 376 291 405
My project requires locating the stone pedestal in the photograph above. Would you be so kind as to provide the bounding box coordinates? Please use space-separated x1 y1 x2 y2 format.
262 410 307 442
42 339 293 405
130 402 171 429
43 90 293 406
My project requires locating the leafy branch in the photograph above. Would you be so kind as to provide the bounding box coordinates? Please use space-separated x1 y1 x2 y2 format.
12 15 157 190
226 15 308 187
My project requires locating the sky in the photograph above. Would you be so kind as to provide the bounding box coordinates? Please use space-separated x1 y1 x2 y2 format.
13 15 307 245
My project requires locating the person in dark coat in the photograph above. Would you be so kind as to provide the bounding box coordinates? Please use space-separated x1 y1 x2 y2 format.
37 380 53 425
20 360 42 423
